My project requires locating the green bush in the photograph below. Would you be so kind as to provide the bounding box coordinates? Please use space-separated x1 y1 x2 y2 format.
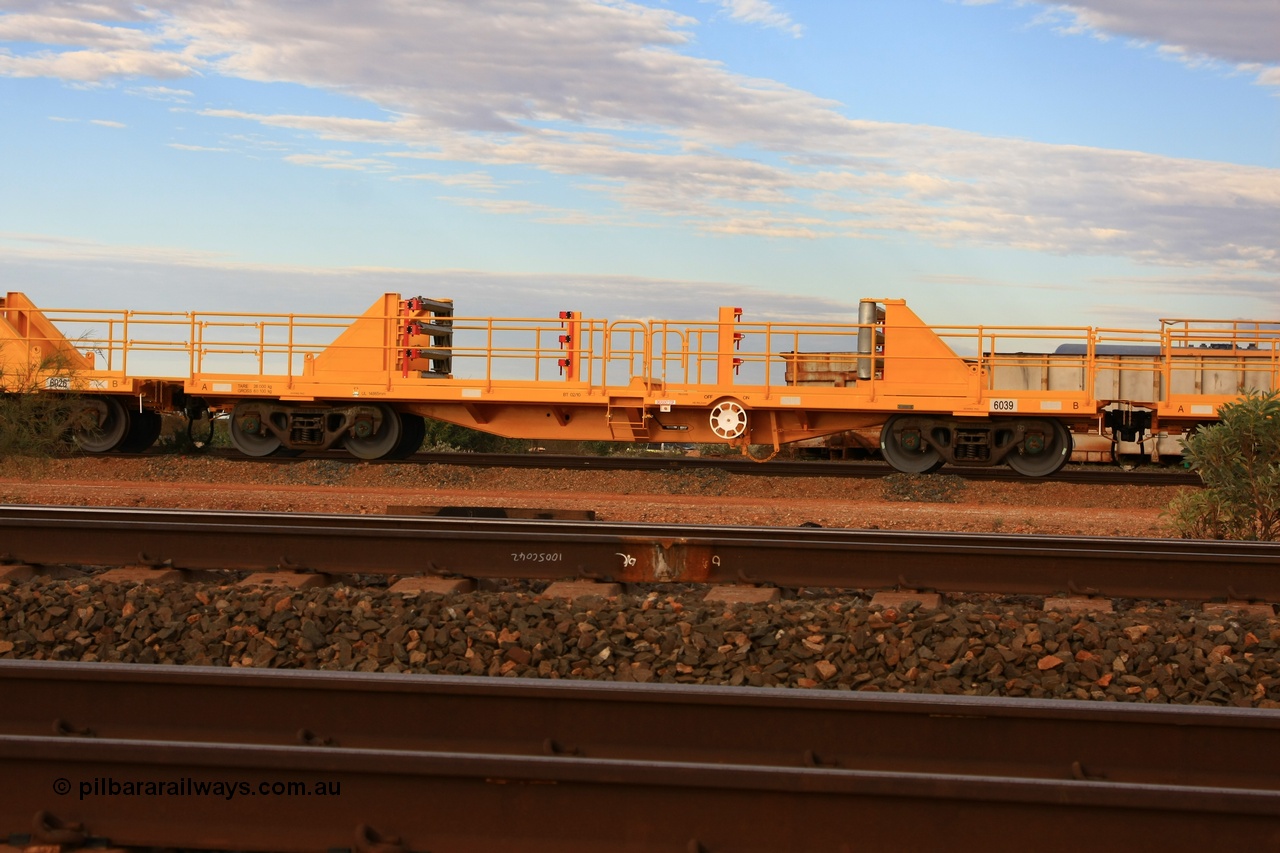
0 392 80 457
1166 390 1280 540
421 419 525 453
574 440 613 456
153 411 228 453
0 353 88 457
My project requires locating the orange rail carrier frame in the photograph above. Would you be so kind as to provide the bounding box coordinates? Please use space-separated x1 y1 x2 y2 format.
1 291 1277 477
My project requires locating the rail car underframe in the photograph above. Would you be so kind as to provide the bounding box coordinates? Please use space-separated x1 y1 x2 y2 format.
190 378 1199 455
30 371 1247 468
180 366 1232 475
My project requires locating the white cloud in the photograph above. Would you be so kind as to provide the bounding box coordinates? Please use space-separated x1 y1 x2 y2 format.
439 195 645 228
0 231 857 321
0 2 196 80
1081 272 1280 327
390 170 502 192
167 142 226 151
282 151 396 172
88 118 124 127
0 11 157 49
0 46 193 80
129 84 192 101
1 0 1277 282
704 1 803 37
1030 1 1280 85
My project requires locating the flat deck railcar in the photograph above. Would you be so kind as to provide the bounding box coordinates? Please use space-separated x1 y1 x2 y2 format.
1 292 1275 476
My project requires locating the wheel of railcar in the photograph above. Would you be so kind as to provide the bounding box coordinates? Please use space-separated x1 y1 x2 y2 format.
386 413 426 460
73 396 131 453
709 400 748 440
344 403 403 460
228 403 282 457
1006 419 1072 478
879 415 945 474
119 409 163 452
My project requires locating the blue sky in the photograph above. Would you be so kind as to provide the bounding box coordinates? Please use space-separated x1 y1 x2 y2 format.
0 0 1276 329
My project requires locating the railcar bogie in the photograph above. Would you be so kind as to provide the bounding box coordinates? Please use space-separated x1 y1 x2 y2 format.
877 415 1072 477
224 400 413 458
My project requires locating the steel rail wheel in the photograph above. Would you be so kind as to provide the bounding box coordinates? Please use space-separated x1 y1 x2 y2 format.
73 396 131 453
344 404 403 460
119 409 163 452
228 403 282 457
1007 419 1072 478
879 415 945 474
387 413 426 459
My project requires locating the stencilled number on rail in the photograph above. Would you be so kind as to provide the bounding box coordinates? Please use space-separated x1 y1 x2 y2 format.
45 377 71 390
989 399 1017 412
511 552 564 563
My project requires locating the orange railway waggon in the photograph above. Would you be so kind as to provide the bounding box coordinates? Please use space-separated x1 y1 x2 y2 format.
1 292 1276 476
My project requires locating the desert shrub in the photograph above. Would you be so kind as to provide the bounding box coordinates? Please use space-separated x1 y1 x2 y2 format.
579 440 617 456
1166 390 1280 540
0 353 88 457
422 419 524 453
694 443 736 457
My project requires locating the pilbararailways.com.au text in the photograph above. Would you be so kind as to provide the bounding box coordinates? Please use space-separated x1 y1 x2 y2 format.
59 777 341 801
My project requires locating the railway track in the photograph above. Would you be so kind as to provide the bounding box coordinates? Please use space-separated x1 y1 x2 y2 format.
2 505 1276 602
97 447 1203 487
3 661 1278 851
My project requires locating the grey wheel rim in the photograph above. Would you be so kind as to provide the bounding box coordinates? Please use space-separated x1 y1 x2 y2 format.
228 403 282 457
344 404 403 460
1006 420 1072 477
879 416 945 474
74 396 131 453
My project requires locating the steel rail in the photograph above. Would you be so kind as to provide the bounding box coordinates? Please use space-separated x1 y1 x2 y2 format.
405 451 1203 486
7 737 1279 853
1 505 1276 601
2 661 1277 790
109 447 1202 486
3 663 1279 851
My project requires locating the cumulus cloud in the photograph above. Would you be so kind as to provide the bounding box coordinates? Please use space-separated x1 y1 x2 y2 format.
1 0 1276 280
1029 1 1280 84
